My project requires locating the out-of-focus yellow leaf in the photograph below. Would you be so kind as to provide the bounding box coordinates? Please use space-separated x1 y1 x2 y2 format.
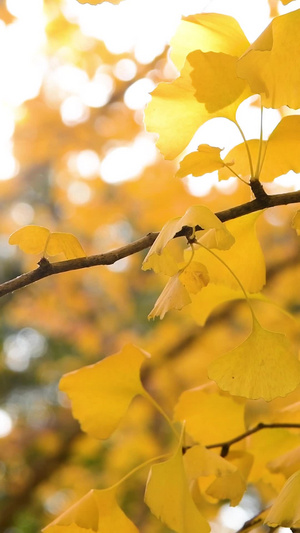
190 51 250 113
76 0 123 4
43 487 138 533
208 318 300 401
59 344 148 439
292 210 300 236
174 390 245 445
148 274 191 320
176 144 225 178
268 447 300 479
206 451 253 506
179 262 209 294
237 10 300 109
265 470 300 527
219 116 300 182
192 212 265 293
9 226 85 259
9 225 50 255
280 0 296 3
170 13 249 75
184 444 237 480
144 439 210 533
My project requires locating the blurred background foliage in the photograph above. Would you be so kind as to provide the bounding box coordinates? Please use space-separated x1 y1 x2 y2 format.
0 0 300 532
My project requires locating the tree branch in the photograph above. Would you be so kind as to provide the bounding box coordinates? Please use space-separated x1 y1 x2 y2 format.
206 422 300 457
1 189 300 298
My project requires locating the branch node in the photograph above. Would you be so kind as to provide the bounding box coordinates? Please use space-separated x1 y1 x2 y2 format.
250 179 270 203
220 444 230 457
38 257 51 269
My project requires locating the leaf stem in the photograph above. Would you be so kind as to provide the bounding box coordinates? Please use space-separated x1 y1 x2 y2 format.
254 103 264 179
223 163 249 185
143 390 180 438
195 242 257 323
109 453 171 491
234 120 254 179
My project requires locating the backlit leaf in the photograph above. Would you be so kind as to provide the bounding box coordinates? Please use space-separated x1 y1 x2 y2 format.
59 344 148 439
9 225 50 255
192 211 265 293
179 262 209 294
145 13 250 159
265 470 300 527
170 13 250 76
9 225 85 260
237 9 300 109
219 116 300 182
208 318 300 401
292 210 300 235
43 487 138 533
47 232 86 259
190 51 250 113
148 274 191 320
176 144 225 178
144 439 210 533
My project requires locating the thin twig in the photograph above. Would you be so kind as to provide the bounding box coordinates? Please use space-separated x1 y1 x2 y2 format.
1 189 300 298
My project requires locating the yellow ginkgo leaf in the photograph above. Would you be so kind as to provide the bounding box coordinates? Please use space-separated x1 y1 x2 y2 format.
174 389 245 445
265 470 300 528
179 261 209 294
184 444 237 480
292 209 300 236
208 318 300 401
237 9 300 109
206 451 253 506
9 225 85 260
143 205 234 274
47 232 86 259
148 274 191 320
176 144 225 178
144 439 210 533
43 487 139 533
219 116 300 182
9 225 50 255
192 211 265 293
170 13 250 72
190 51 250 113
59 344 148 439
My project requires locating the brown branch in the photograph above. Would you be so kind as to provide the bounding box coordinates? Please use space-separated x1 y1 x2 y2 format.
1 189 300 298
206 422 300 457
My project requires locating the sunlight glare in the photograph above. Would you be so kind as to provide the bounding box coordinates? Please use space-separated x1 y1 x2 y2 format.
60 95 89 126
0 409 13 438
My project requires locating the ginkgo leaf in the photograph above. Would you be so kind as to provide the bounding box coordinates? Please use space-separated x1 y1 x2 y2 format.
43 487 138 533
237 9 300 109
206 451 253 506
265 470 300 527
176 144 225 178
47 233 86 259
219 116 300 182
184 444 237 480
9 225 50 255
143 205 234 275
191 211 265 293
144 438 210 533
145 13 251 159
59 344 148 439
148 274 191 320
208 318 300 401
292 210 300 235
170 13 250 77
174 389 245 444
9 225 85 260
142 247 179 276
179 261 209 294
189 51 250 113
